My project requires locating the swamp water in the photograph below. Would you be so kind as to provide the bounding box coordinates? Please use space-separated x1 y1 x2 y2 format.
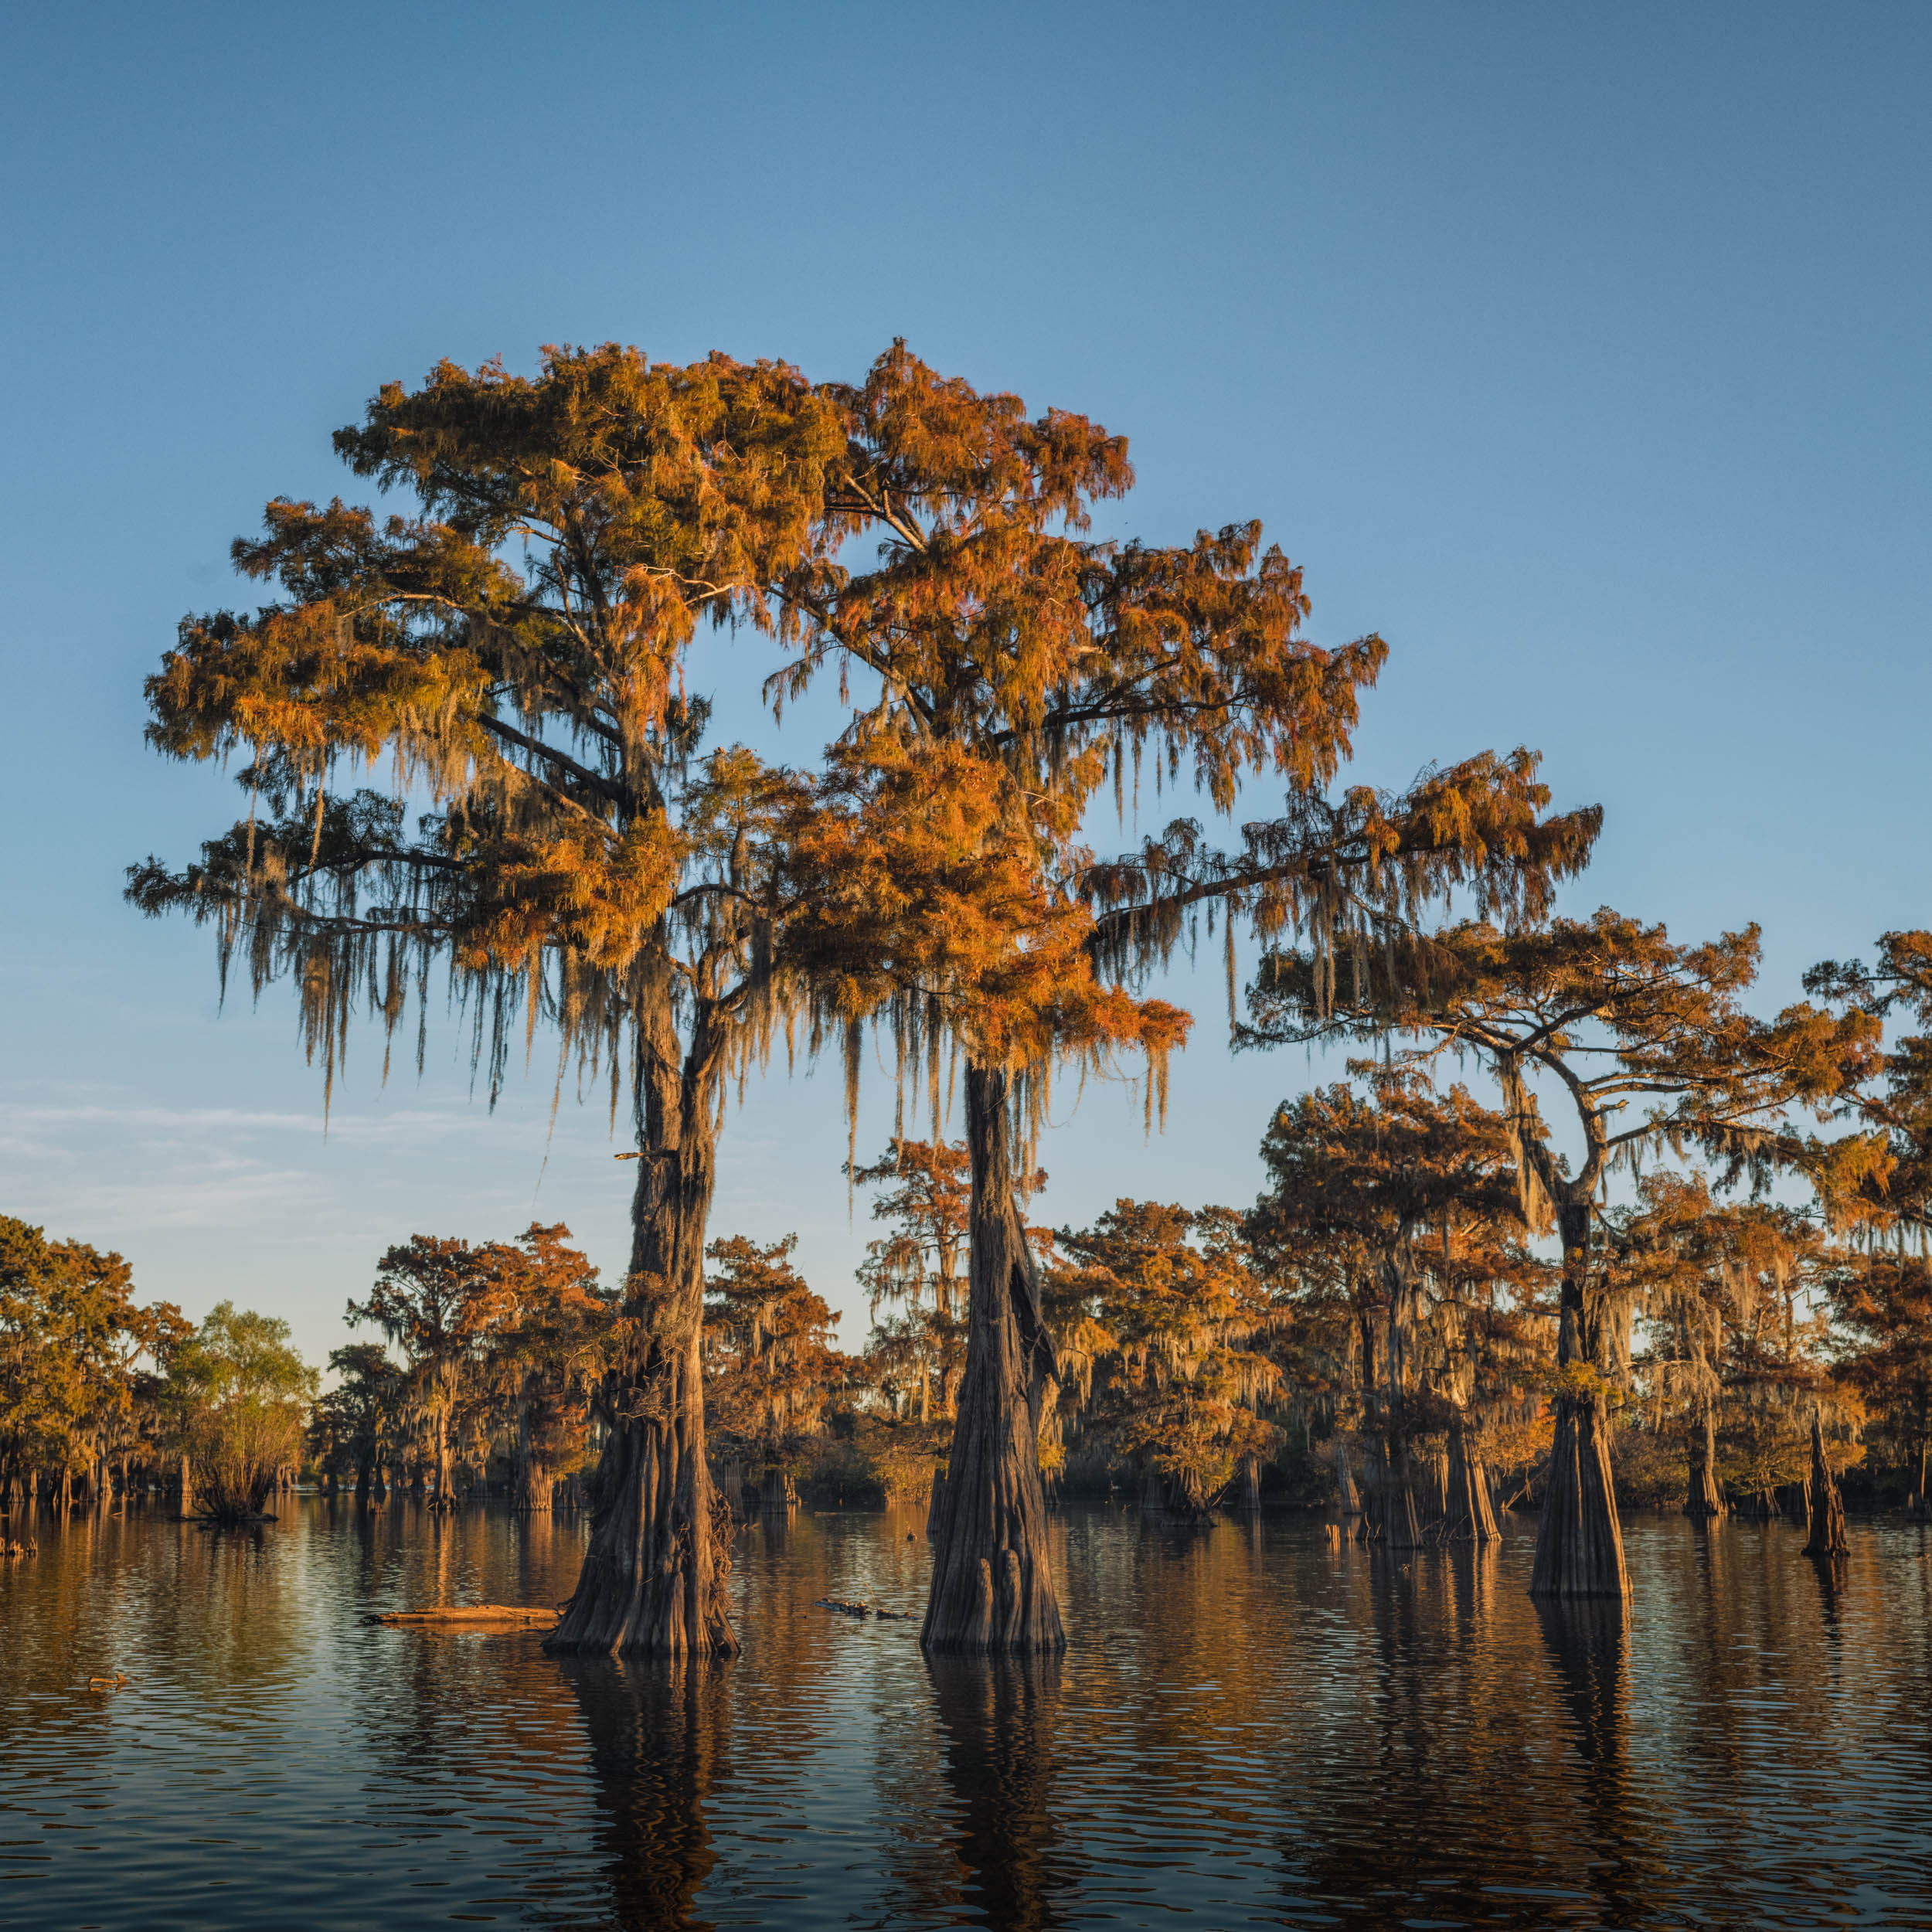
1 1500 1927 1930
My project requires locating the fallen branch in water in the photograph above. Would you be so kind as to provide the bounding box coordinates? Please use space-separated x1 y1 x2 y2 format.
814 1597 917 1622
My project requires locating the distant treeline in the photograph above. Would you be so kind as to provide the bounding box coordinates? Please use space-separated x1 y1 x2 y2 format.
11 1097 1923 1538
0 1216 312 1524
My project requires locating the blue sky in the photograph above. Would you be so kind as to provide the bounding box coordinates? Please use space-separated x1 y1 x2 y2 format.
2 2 1927 1368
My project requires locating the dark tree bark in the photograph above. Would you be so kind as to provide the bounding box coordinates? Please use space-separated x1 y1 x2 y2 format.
429 1400 455 1513
922 1063 1066 1655
1683 1403 1726 1519
1420 1448 1451 1531
1384 1465 1423 1548
1443 1413 1498 1542
1332 1438 1360 1521
549 1007 737 1659
511 1449 553 1513
1802 1410 1849 1559
1376 1254 1429 1548
1530 1202 1631 1598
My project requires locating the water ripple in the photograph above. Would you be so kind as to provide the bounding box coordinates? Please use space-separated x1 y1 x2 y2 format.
1 1502 1928 1927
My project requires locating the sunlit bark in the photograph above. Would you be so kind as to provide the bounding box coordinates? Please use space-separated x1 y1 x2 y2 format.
922 1065 1065 1655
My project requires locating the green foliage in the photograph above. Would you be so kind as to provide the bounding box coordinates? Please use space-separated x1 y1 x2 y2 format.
168 1302 317 1522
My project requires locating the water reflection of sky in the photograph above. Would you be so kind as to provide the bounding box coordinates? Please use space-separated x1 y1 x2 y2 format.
1 1502 1927 1929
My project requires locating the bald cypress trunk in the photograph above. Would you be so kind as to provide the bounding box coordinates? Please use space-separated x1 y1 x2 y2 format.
1530 1201 1630 1598
549 1007 736 1659
430 1400 454 1513
1168 1462 1210 1520
921 1063 1065 1655
1385 1458 1423 1548
512 1455 553 1513
1802 1411 1849 1559
1332 1438 1360 1521
1378 1257 1428 1548
1418 1449 1451 1538
1684 1403 1725 1519
1444 1413 1498 1542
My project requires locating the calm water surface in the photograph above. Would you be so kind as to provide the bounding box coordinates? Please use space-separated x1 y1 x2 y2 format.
2 1499 1927 1930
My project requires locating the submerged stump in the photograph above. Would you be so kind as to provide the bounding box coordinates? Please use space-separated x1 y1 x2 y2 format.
1802 1410 1849 1560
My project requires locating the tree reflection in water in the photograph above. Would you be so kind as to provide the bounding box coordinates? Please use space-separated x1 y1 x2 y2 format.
927 1654 1066 1931
1533 1595 1657 1922
562 1654 728 1932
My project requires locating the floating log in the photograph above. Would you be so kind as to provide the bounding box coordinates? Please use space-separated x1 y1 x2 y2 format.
372 1604 558 1626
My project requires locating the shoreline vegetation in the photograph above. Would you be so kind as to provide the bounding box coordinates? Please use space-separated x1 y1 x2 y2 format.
0 349 1923 1655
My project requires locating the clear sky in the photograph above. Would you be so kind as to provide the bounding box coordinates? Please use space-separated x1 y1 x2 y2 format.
2 2 1927 1369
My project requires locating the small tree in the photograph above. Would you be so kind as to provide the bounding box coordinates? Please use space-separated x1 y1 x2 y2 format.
349 1236 488 1508
467 1223 613 1512
310 1342 403 1496
1823 1254 1930 1510
169 1303 316 1522
1048 1202 1281 1515
1249 1071 1533 1541
702 1235 849 1497
850 1138 1006 1425
1617 1179 1831 1519
1248 910 1877 1597
1806 931 1932 1509
0 1218 169 1515
1806 930 1932 1231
